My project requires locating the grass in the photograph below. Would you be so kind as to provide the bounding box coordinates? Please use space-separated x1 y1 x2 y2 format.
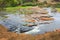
6 6 32 12
56 8 60 12
0 24 60 40
6 6 60 13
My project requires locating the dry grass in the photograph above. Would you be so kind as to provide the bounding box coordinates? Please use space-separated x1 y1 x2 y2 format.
0 24 60 40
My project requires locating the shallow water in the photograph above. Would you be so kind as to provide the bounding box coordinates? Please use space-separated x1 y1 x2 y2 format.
25 8 60 35
0 8 60 35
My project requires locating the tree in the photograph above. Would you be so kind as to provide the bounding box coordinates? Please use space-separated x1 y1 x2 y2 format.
0 0 13 10
20 0 23 5
0 0 6 11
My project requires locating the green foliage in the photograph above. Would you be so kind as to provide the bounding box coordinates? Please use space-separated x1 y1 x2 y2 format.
55 4 60 8
0 0 6 10
1 0 60 11
6 6 32 13
22 2 37 6
0 0 38 7
6 0 19 7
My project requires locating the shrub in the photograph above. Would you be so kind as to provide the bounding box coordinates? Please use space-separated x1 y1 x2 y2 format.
22 2 37 6
55 4 60 8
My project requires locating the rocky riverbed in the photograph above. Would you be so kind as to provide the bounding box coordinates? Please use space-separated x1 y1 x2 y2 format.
0 8 60 35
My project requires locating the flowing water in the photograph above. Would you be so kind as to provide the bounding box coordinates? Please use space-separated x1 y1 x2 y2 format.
0 8 60 35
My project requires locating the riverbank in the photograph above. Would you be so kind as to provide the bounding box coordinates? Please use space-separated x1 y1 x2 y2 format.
6 6 60 13
6 6 32 12
0 24 60 40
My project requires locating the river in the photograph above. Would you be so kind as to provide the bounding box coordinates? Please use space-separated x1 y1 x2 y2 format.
0 8 60 35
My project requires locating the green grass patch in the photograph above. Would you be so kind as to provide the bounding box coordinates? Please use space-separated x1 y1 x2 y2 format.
56 8 60 12
6 6 60 13
6 6 32 12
